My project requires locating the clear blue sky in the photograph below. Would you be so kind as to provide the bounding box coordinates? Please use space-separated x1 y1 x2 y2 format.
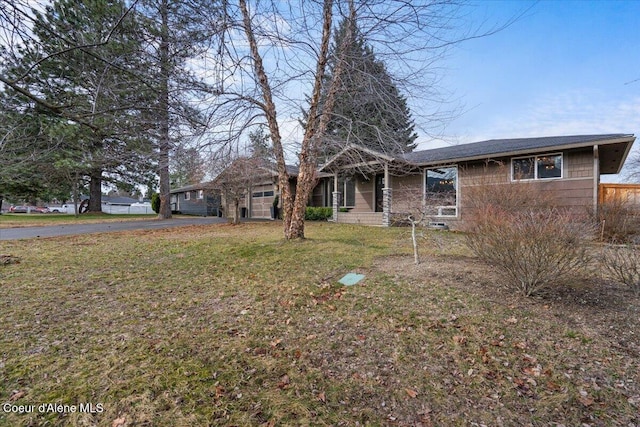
416 0 640 180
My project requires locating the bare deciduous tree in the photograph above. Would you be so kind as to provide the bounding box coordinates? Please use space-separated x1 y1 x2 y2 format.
206 0 520 240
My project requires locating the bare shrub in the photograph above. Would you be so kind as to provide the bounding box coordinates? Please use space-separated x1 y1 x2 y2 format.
464 164 594 297
466 207 593 297
597 198 640 243
601 244 640 295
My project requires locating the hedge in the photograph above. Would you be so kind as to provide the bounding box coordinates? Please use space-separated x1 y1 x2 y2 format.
305 207 333 221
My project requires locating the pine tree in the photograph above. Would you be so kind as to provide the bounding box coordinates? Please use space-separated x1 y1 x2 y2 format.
0 0 155 210
321 16 418 158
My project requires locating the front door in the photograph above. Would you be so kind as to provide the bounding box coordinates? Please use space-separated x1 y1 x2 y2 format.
375 174 384 212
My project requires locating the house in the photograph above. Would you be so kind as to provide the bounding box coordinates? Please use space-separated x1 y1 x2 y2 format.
314 134 636 228
170 182 222 216
187 134 636 227
212 160 301 220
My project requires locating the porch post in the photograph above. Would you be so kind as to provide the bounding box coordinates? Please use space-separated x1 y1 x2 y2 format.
332 172 340 223
382 163 391 227
593 145 599 217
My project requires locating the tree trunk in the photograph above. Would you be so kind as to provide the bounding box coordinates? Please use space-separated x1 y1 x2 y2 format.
88 169 102 212
233 198 240 225
157 0 172 220
239 0 349 240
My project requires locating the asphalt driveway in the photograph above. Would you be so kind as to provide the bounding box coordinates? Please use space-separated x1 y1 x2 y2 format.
0 217 228 240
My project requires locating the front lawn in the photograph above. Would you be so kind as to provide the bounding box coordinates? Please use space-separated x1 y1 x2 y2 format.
0 222 638 426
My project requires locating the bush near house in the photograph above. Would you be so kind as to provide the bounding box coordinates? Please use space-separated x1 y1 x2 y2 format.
305 206 332 221
463 176 594 297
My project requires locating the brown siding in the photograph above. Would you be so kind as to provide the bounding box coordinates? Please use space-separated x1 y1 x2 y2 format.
566 148 594 179
352 176 375 213
390 174 423 213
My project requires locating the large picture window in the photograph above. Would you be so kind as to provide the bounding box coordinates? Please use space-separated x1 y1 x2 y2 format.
512 153 562 180
425 166 457 217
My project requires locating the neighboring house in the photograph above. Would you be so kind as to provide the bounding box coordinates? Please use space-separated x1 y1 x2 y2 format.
170 182 222 216
214 161 301 220
316 134 635 228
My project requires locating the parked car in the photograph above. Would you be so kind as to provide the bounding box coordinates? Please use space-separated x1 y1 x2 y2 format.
32 206 50 213
9 205 28 213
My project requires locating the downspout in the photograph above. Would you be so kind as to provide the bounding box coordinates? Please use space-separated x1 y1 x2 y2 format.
593 145 599 217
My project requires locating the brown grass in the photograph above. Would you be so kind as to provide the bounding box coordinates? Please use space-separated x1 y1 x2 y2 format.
0 222 638 426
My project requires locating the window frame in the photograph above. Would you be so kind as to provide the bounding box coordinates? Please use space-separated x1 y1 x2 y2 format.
184 191 191 201
511 152 563 181
197 190 204 199
423 165 458 218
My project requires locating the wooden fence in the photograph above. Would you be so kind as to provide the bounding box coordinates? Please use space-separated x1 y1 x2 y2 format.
599 183 640 207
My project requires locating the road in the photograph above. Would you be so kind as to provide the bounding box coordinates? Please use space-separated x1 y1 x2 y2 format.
0 217 228 241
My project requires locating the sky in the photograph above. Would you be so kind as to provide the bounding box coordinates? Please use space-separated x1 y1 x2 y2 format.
423 0 640 181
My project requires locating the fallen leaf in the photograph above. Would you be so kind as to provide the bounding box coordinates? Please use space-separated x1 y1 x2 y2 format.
270 338 282 347
523 365 542 377
318 391 326 402
579 395 594 406
9 390 25 401
215 385 225 399
277 374 290 389
513 341 527 350
405 388 418 398
112 417 126 427
453 335 466 344
505 316 518 324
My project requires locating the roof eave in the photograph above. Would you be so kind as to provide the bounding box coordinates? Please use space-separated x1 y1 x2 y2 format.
412 135 636 167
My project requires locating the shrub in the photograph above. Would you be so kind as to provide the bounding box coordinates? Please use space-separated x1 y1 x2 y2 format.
305 207 332 221
597 199 640 243
151 193 160 214
601 244 640 295
466 207 594 297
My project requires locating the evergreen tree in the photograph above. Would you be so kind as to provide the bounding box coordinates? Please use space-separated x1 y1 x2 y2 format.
320 16 418 158
0 0 155 209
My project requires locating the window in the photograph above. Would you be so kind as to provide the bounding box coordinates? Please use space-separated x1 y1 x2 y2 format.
425 166 457 217
197 190 204 199
184 191 191 200
512 153 562 180
327 177 356 208
252 190 274 198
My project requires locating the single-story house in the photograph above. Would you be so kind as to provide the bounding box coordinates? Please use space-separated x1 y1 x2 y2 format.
182 134 636 227
316 133 635 228
170 182 222 216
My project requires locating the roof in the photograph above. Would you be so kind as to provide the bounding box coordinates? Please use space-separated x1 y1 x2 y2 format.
403 134 634 165
170 181 217 194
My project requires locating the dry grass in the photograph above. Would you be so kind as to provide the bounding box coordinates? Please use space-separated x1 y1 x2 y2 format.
0 213 156 228
0 222 638 426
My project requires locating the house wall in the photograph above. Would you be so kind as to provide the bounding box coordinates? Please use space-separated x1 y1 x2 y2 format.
326 147 600 228
352 176 375 213
459 149 596 214
172 190 221 216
